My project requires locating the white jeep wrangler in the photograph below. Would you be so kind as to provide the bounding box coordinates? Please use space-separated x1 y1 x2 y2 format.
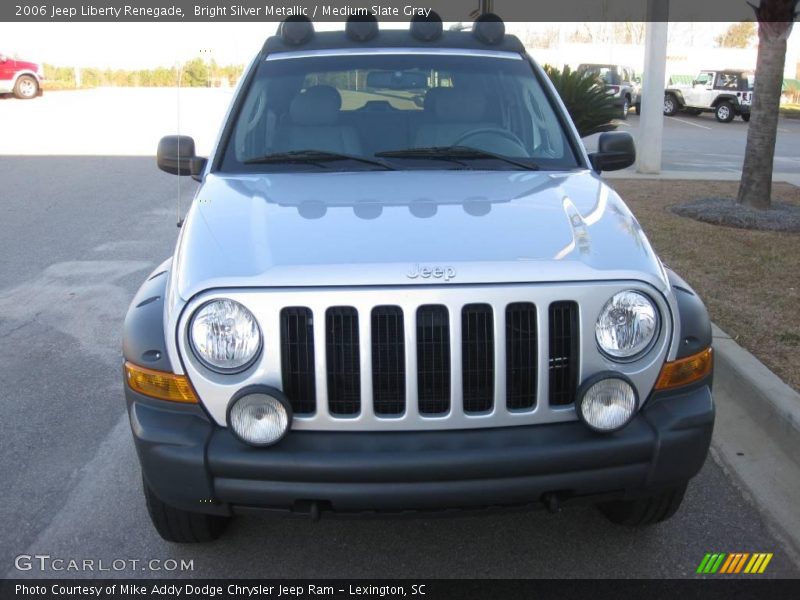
664 70 754 122
123 15 714 543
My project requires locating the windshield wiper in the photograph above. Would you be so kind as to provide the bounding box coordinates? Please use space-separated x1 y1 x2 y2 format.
375 146 539 171
244 150 394 170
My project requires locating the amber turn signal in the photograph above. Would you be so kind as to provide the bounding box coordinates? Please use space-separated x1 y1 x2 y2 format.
124 361 198 403
655 348 713 391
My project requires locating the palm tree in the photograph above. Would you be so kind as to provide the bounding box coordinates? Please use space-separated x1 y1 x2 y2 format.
543 65 619 138
736 0 799 210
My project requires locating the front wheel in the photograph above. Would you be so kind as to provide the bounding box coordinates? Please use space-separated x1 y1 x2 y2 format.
143 478 231 543
633 102 641 115
715 101 735 123
597 483 687 526
663 93 679 116
741 113 751 122
13 75 38 99
620 96 630 120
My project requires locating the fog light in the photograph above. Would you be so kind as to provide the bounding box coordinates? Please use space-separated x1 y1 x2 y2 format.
577 374 638 433
227 386 291 447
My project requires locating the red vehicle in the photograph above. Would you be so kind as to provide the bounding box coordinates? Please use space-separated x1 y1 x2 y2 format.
0 53 44 99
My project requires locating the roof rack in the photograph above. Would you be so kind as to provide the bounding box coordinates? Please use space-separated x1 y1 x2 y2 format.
271 13 513 51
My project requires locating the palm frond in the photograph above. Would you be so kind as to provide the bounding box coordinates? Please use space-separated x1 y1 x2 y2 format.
543 65 619 138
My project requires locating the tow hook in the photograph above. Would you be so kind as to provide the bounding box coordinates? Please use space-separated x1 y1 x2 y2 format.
543 492 561 514
309 500 321 522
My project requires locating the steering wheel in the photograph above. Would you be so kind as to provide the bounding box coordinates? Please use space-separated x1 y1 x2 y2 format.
452 127 526 153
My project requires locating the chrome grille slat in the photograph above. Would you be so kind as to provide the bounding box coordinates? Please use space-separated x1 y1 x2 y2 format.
358 307 375 420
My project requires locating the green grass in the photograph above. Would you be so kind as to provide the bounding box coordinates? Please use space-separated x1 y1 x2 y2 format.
780 103 800 119
610 179 800 393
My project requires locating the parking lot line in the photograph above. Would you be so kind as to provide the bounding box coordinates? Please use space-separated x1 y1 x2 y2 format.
669 117 713 130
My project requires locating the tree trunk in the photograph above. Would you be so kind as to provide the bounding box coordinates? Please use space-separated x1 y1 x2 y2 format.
737 20 793 209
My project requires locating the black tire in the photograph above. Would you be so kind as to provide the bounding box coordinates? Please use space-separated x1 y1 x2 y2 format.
715 101 735 123
633 102 641 115
741 113 751 122
143 479 230 543
597 483 687 526
663 93 679 116
13 75 38 99
620 96 630 120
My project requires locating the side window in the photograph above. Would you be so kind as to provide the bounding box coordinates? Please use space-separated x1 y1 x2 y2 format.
696 72 714 86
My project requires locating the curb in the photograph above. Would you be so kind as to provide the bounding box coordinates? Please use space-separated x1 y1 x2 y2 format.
604 170 800 188
710 322 800 559
712 323 800 448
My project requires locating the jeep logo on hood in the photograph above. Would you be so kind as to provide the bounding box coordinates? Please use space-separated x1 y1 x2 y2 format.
406 264 457 282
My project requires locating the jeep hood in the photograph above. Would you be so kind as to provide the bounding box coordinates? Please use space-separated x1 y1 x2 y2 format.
172 170 667 300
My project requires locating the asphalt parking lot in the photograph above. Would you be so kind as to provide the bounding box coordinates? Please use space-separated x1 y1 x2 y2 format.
1 89 799 579
585 111 800 175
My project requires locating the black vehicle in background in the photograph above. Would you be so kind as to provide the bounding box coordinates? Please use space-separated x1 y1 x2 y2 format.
577 63 640 119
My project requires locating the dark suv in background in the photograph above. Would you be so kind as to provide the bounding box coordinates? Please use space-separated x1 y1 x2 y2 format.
577 63 639 119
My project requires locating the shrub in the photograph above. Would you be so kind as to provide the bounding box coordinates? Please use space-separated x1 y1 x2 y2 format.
543 65 619 137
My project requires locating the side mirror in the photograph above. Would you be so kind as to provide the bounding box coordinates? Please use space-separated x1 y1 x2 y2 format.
588 132 636 173
156 135 206 180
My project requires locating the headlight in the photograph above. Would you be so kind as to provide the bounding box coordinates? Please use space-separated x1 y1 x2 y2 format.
190 299 261 372
577 374 638 432
595 291 658 359
228 387 291 447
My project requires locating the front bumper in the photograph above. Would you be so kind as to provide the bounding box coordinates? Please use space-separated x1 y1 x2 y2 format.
127 379 714 516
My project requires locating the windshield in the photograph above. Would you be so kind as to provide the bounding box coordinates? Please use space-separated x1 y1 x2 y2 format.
579 65 619 85
219 51 581 173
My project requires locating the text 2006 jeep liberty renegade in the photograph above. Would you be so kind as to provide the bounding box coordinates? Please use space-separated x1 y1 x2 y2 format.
123 16 714 542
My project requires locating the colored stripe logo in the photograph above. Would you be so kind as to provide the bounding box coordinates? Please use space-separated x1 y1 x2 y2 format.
696 552 773 574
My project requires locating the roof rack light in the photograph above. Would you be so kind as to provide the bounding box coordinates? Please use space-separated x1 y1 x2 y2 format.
410 11 443 42
279 15 314 46
345 15 379 42
472 13 505 45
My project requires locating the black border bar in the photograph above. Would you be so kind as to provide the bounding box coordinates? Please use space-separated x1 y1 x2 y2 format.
3 579 800 600
3 0 795 22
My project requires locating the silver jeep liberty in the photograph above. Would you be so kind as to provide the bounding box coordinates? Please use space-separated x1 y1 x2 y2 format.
123 15 714 543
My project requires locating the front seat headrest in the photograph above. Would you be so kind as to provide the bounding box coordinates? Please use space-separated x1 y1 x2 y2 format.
290 85 342 126
434 89 487 122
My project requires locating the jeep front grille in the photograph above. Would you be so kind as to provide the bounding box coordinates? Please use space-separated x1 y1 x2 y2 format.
181 282 673 431
279 300 578 418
